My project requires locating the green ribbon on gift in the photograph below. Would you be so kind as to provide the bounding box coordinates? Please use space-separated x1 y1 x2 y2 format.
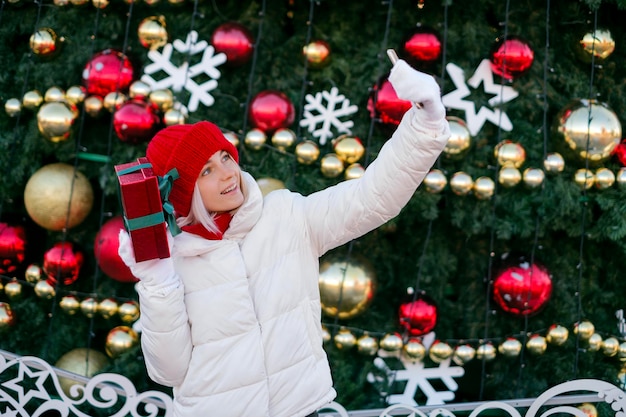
124 211 165 231
158 168 181 236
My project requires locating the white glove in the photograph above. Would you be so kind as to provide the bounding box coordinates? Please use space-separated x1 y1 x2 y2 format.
388 59 446 130
118 229 179 292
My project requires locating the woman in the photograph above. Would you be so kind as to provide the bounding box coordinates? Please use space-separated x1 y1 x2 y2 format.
118 58 450 417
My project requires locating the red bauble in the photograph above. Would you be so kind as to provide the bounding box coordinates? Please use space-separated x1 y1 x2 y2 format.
489 36 534 80
82 49 135 97
398 293 438 337
94 216 138 284
211 22 254 67
249 90 295 133
401 27 442 67
492 259 552 317
44 242 83 286
613 140 626 166
113 100 160 143
367 77 412 126
0 223 26 275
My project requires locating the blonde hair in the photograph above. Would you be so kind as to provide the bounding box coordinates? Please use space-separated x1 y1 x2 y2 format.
176 184 220 234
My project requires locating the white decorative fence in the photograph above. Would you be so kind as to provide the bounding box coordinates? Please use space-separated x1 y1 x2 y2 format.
1 349 624 417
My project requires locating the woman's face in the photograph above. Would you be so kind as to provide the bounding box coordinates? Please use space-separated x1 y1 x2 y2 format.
197 150 244 213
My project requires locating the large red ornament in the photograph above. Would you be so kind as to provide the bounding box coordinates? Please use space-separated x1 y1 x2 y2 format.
367 77 412 126
0 223 26 275
401 26 442 67
211 22 254 67
113 100 160 143
492 258 552 317
82 49 135 97
489 36 534 80
94 216 138 284
43 242 84 286
398 292 438 337
249 90 295 134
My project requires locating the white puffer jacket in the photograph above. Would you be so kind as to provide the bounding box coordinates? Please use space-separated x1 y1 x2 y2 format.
135 108 450 417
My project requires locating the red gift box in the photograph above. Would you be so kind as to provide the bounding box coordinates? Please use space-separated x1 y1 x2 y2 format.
115 157 170 262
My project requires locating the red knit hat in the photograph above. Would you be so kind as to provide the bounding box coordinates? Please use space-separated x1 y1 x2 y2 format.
146 121 239 217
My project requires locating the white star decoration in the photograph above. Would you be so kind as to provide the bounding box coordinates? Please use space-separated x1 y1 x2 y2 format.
442 59 519 136
2 361 50 406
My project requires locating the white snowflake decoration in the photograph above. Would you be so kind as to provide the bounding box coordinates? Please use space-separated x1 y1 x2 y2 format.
442 59 519 136
299 87 358 145
141 30 227 113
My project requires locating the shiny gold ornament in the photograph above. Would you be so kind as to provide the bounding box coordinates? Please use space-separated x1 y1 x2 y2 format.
92 0 109 8
423 169 447 193
256 177 286 197
295 140 320 165
59 295 80 315
5 98 22 117
429 341 453 363
357 334 379 356
523 168 545 189
223 131 239 148
403 338 426 361
333 135 364 164
22 90 43 110
4 280 22 300
526 334 547 355
473 176 495 200
34 280 55 299
98 298 119 319
618 342 626 362
83 96 104 118
476 342 497 361
498 166 521 188
555 99 621 165
24 163 94 231
138 16 168 50
379 333 403 352
450 172 474 196
129 81 151 100
149 89 174 113
37 101 75 142
601 337 620 357
574 169 595 190
494 140 526 168
333 328 356 350
321 325 331 343
0 302 15 328
302 40 331 69
546 324 569 346
244 128 266 151
498 338 522 358
587 333 603 351
103 92 126 112
55 348 109 397
118 301 140 323
574 320 595 341
106 326 139 358
544 152 565 173
594 168 615 189
579 29 615 62
163 108 186 126
271 128 296 151
578 403 598 417
44 86 65 102
80 297 99 318
443 116 471 160
452 344 476 365
320 153 344 178
30 28 62 57
617 168 626 189
25 264 42 283
65 86 86 106
344 163 365 180
319 253 376 320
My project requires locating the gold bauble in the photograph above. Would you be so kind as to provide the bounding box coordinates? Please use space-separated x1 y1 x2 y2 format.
118 301 140 323
555 99 621 165
473 176 495 200
333 135 364 164
320 153 344 178
256 177 286 197
423 169 447 193
65 86 87 106
59 295 80 315
403 338 426 360
34 280 55 299
44 86 65 102
223 131 240 148
587 333 603 351
544 152 565 173
443 116 471 160
494 140 526 168
616 168 626 189
80 297 99 318
98 298 119 319
103 92 126 112
333 328 356 350
319 253 376 320
344 163 365 180
129 81 151 100
618 342 626 362
24 163 94 231
163 108 186 126
452 344 476 365
574 169 595 190
476 342 497 361
30 28 61 57
574 320 595 341
138 16 168 50
25 264 42 283
106 326 139 358
498 338 522 358
37 101 75 142
92 0 109 7
321 325 331 343
4 280 22 300
579 29 615 62
429 341 453 363
244 128 267 151
149 89 174 112
357 334 379 356
594 168 615 189
526 334 547 355
379 333 403 352
0 302 15 328
450 172 474 196
498 166 521 188
546 324 569 346
295 140 320 165
83 95 104 118
271 128 296 151
302 40 331 69
55 348 109 397
601 337 620 357
523 168 545 188
578 403 598 417
5 98 22 117
22 90 43 110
